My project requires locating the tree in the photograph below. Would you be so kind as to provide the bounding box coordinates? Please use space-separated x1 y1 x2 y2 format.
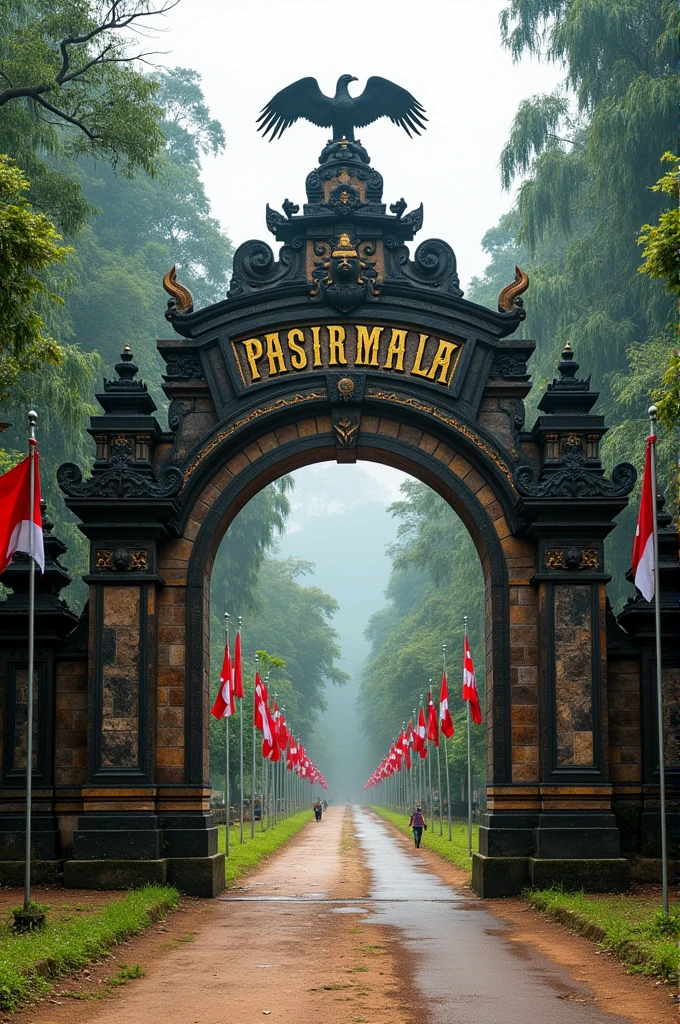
0 0 178 231
637 153 680 430
358 481 486 782
467 1 678 607
0 155 70 399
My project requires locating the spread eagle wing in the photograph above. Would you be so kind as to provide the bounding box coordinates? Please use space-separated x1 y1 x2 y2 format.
257 77 334 140
352 76 427 137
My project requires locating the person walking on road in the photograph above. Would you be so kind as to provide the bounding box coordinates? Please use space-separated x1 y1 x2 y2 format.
314 798 323 822
409 805 427 848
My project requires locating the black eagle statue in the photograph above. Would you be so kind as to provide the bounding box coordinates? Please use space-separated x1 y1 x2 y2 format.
257 74 427 142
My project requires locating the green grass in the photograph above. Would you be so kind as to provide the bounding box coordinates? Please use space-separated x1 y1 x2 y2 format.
370 805 479 874
0 884 179 1012
527 888 680 980
217 810 313 886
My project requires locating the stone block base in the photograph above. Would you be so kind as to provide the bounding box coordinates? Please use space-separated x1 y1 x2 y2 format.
472 854 631 896
167 853 225 897
64 854 226 896
0 859 65 886
472 854 530 897
64 858 168 889
528 857 630 892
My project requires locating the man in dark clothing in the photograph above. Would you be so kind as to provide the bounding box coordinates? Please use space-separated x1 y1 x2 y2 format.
409 805 427 848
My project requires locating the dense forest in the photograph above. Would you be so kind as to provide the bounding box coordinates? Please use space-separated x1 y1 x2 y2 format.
357 0 679 780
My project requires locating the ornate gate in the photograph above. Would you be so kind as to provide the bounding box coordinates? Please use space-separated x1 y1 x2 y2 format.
0 135 677 897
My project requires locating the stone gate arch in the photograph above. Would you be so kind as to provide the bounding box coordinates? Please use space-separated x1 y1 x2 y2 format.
1 135 676 898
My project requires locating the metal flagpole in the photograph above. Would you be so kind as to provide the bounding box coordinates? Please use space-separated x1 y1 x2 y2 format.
443 644 452 842
252 654 258 839
427 682 434 825
224 613 230 859
24 411 38 911
238 617 244 844
649 406 669 915
465 615 473 858
436 744 443 836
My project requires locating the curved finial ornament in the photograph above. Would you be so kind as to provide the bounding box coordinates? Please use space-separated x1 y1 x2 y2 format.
163 266 194 319
498 265 529 320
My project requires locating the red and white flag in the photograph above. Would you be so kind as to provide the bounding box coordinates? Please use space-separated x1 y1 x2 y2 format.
233 630 244 699
0 442 44 575
427 691 439 747
631 435 655 602
439 671 454 739
415 707 427 759
210 639 234 719
462 634 483 725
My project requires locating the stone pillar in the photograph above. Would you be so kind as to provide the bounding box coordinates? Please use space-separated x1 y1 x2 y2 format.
616 498 680 861
57 348 223 896
0 502 79 883
473 344 636 895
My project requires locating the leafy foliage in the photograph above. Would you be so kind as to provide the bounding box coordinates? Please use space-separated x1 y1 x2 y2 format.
0 156 70 399
469 0 679 607
0 0 175 232
358 481 486 784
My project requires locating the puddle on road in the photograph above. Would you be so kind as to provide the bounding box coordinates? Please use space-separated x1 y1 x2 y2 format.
332 906 369 915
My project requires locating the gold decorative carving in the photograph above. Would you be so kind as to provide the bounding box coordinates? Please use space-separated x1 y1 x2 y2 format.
564 434 582 446
185 391 327 478
334 416 359 447
162 265 194 314
545 547 600 570
337 377 355 397
96 550 114 570
130 551 149 571
366 388 515 486
498 265 529 318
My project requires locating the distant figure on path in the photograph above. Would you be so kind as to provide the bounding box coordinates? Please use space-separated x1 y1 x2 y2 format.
322 799 328 811
409 805 427 848
314 798 323 822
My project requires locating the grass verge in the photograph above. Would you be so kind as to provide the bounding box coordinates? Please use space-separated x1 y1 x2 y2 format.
527 888 680 980
0 884 179 1012
370 805 478 874
217 809 313 886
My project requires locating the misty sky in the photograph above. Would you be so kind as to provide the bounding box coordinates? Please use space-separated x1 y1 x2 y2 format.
148 0 561 288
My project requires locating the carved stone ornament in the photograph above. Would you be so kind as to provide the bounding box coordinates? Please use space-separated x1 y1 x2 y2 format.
489 353 528 380
58 437 183 500
95 548 149 572
333 415 359 447
163 355 204 380
228 238 305 297
384 238 463 297
515 447 636 499
163 266 194 319
497 265 529 319
103 345 147 393
545 547 600 571
310 232 380 313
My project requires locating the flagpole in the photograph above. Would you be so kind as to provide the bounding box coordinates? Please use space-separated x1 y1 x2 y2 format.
224 613 230 859
252 655 258 839
427 681 434 826
649 406 669 915
443 643 452 842
465 616 473 858
23 410 38 911
238 617 245 844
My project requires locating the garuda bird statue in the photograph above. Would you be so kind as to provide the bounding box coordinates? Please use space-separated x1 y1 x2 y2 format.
257 74 427 142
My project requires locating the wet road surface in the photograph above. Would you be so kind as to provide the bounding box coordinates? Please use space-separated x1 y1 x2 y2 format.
353 807 631 1024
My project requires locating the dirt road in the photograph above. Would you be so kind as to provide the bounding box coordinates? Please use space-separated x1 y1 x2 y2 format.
13 805 678 1024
